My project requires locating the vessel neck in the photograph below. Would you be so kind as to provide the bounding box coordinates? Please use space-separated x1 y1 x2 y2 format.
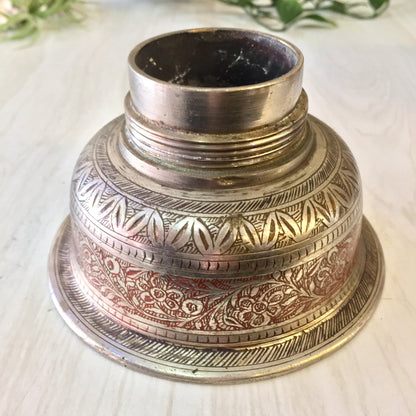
120 91 313 189
127 29 303 134
120 28 311 189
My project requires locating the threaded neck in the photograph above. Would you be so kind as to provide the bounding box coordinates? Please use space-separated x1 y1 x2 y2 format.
120 91 312 189
120 29 311 189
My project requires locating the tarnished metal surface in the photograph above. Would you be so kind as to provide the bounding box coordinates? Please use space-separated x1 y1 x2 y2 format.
49 28 384 381
49 216 384 382
128 29 303 133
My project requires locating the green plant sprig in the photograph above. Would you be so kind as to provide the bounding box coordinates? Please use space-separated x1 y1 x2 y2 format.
0 0 389 41
218 0 389 31
0 0 84 40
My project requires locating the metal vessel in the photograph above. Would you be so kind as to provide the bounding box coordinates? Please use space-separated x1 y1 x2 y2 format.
49 28 384 382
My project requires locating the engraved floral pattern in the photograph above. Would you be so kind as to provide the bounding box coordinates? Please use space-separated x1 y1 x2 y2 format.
74 225 360 332
69 121 362 339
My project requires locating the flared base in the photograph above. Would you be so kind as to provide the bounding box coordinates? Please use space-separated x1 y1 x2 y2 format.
49 216 384 383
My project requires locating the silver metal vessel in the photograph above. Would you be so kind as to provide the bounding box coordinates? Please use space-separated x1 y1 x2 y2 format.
49 28 384 382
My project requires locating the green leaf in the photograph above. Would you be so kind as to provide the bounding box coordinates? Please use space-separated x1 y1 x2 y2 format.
327 1 348 14
275 0 303 24
301 13 337 26
220 0 253 6
35 0 68 17
9 19 37 40
0 12 38 40
0 12 31 30
369 0 387 10
317 1 364 15
1 0 84 41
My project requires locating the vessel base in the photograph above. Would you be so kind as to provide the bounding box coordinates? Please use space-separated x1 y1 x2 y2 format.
49 216 384 383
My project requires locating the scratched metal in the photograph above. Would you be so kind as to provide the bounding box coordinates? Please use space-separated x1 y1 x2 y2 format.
48 29 385 381
49 216 384 383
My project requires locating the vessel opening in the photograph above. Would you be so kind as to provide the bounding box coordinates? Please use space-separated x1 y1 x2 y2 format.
134 30 298 88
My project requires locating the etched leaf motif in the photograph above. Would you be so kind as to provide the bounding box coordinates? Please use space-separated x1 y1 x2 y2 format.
261 212 279 248
307 257 323 277
314 200 331 226
308 279 316 293
78 179 101 201
340 167 359 195
90 184 104 209
73 161 90 179
300 200 316 237
328 184 350 207
294 268 303 283
214 220 237 253
223 315 243 328
111 198 127 233
166 218 192 250
322 189 340 223
193 218 214 254
276 211 301 241
282 295 298 307
249 285 260 297
123 208 152 237
239 218 261 250
73 162 93 190
147 210 165 246
93 196 120 220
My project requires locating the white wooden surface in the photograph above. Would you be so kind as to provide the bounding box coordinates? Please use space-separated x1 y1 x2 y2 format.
1 1 416 414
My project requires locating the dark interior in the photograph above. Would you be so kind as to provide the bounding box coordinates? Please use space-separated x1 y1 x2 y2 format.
135 30 298 88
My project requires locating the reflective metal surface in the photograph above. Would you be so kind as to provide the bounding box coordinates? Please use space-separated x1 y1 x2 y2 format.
49 28 384 381
49 216 384 382
128 29 303 133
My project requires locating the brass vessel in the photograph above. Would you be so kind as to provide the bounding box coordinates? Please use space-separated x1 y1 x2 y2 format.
49 28 384 382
